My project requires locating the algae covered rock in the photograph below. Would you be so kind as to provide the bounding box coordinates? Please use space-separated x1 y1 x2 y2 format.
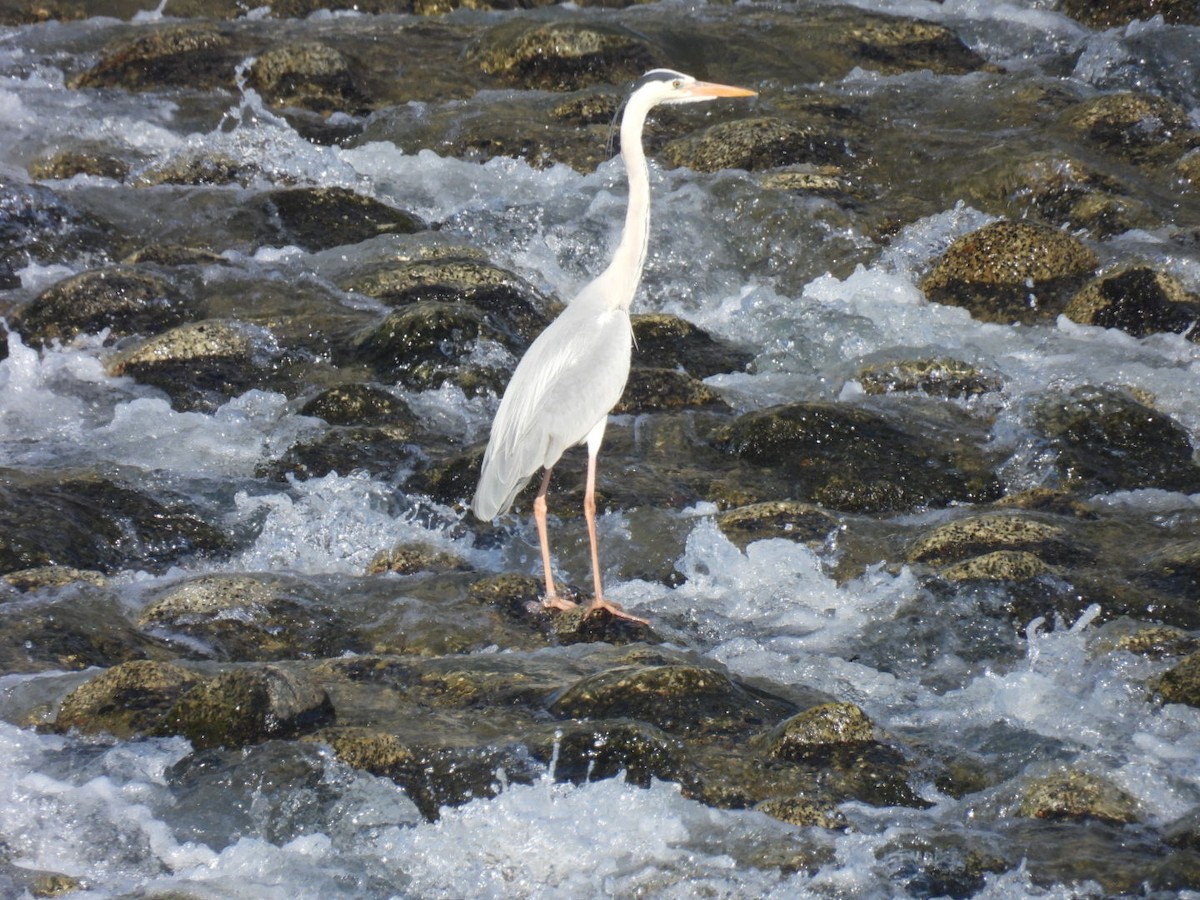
663 117 848 174
1017 769 1140 825
906 514 1076 568
1064 267 1200 338
767 702 876 761
246 42 367 114
716 501 840 551
54 659 202 738
70 24 241 92
260 187 426 252
855 357 1001 398
1154 652 1200 708
1064 92 1198 167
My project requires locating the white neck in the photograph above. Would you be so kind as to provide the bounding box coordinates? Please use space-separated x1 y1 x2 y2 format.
600 94 654 312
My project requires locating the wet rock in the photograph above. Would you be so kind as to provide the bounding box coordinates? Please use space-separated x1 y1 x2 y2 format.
260 187 426 253
139 574 359 662
70 24 241 93
1154 651 1200 708
525 720 687 788
664 117 850 174
300 383 417 427
122 244 228 266
713 402 1001 513
838 15 988 76
1 566 107 592
548 662 796 737
367 542 471 575
107 319 273 413
767 702 876 761
549 605 658 647
1164 808 1200 853
854 357 1001 398
921 220 1098 325
629 313 753 379
1179 151 1200 192
1064 92 1198 167
0 180 117 282
941 550 1055 582
1103 624 1199 659
614 368 727 414
54 660 202 738
906 514 1076 567
1059 0 1200 26
470 21 659 91
1064 267 1200 338
759 165 857 198
0 863 82 898
1031 386 1200 493
11 266 192 348
246 42 367 115
160 665 335 750
260 423 421 482
134 151 264 188
994 487 1094 519
0 469 231 577
1017 769 1140 825
28 149 130 182
715 501 840 551
754 796 847 830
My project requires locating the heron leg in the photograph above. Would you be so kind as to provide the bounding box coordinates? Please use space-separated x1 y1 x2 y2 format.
581 449 648 625
533 466 576 612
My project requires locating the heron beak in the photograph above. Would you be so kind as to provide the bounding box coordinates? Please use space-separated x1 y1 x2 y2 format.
685 81 758 99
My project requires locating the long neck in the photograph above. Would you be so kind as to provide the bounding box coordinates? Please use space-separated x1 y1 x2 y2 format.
603 97 653 311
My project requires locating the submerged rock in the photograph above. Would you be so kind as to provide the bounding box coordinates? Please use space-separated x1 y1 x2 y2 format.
259 187 426 252
1059 0 1200 26
2 566 107 592
1064 92 1198 167
28 148 130 182
921 220 1098 325
1154 652 1200 708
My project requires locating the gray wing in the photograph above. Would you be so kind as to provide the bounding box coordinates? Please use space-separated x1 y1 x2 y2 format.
472 302 632 520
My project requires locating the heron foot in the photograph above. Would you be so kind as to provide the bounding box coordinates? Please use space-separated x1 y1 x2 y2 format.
584 597 649 625
542 593 579 612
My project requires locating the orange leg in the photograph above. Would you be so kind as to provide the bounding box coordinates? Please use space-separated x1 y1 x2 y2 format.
533 467 576 611
582 450 648 624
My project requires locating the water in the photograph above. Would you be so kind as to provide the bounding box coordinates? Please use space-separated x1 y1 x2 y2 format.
3 1 1200 897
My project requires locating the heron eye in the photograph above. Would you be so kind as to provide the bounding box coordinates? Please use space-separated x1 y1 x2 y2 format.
672 79 682 89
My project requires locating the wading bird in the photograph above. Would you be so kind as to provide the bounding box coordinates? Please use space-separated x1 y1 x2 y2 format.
472 69 756 622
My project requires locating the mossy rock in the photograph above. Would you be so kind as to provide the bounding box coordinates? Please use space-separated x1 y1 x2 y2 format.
122 244 227 266
28 149 130 182
470 20 660 91
1154 652 1200 708
367 542 471 576
941 550 1054 582
906 514 1075 567
1064 92 1198 166
1059 0 1200 26
767 702 876 761
260 423 423 482
1017 769 1140 825
921 220 1098 324
12 266 192 347
525 720 688 788
855 357 1001 398
260 187 426 252
2 566 107 592
630 313 753 379
715 501 839 551
615 368 727 414
246 42 368 115
664 117 849 174
300 384 417 427
54 660 202 738
69 24 242 92
160 665 335 750
1065 267 1200 338
1032 386 1200 493
837 16 988 75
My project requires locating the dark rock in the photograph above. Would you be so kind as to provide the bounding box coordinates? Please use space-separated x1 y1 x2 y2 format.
70 24 241 93
299 383 417 427
716 501 840 551
0 469 231 577
1064 92 1198 167
1017 769 1140 824
526 720 686 788
261 424 421 481
1179 151 1200 191
614 368 727 414
855 357 1001 398
260 187 426 253
629 313 753 380
1059 0 1200 28
160 665 335 750
2 566 107 592
713 402 1001 513
767 702 876 761
0 180 117 280
54 659 202 738
549 605 659 647
246 42 367 115
837 15 988 75
921 220 1098 325
134 151 264 188
122 244 228 266
107 319 272 412
907 513 1077 568
664 117 850 173
367 542 471 576
1154 651 1200 708
11 266 192 348
28 149 130 182
1065 267 1200 338
470 21 659 91
1031 386 1200 493
139 574 361 662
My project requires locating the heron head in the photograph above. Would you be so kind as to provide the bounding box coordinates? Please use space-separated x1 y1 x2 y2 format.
632 68 757 106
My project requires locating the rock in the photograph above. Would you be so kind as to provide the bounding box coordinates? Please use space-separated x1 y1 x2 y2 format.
548 605 659 647
160 665 335 750
122 244 227 266
28 149 130 182
1017 769 1139 825
139 574 358 661
1064 267 1200 338
367 542 470 575
1064 92 1198 167
755 796 847 830
261 424 422 482
614 368 727 414
70 24 241 93
548 662 796 737
941 550 1054 582
921 220 1098 324
1104 624 1198 659
1031 386 1200 493
1179 151 1200 192
299 383 417 427
629 314 753 379
767 702 876 761
715 501 840 550
1 566 107 592
837 15 988 75
107 319 271 413
525 720 686 788
906 514 1075 567
1059 0 1200 26
0 180 117 281
54 660 202 738
246 42 367 114
0 469 231 577
11 266 191 348
470 21 659 91
854 357 1001 398
713 402 1001 513
260 187 425 253
1154 651 1200 708
134 151 264 188
663 117 849 173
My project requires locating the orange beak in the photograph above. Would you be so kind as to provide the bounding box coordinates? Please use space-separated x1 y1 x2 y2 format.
683 81 758 99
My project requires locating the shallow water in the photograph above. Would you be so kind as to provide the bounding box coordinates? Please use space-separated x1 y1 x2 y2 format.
3 0 1200 897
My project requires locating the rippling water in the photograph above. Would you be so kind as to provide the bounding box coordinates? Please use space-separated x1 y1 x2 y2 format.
3 1 1200 897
